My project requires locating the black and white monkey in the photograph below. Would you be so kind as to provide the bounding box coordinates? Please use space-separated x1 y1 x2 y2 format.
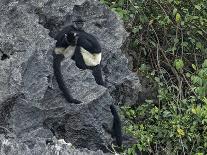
53 17 104 104
52 17 122 146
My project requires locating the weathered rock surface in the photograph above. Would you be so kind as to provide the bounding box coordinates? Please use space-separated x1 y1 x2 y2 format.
0 135 109 155
0 0 142 153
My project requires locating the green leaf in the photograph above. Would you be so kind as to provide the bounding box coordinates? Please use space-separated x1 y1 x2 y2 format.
192 64 197 70
164 16 171 24
174 59 184 70
111 8 116 13
196 42 202 49
195 5 201 10
127 148 134 155
174 0 180 5
181 42 188 47
175 13 181 23
171 46 177 52
195 87 206 96
202 59 207 68
163 110 171 117
197 31 203 35
132 27 139 33
186 73 191 77
191 76 203 85
150 41 156 47
174 38 179 44
100 0 107 4
177 128 185 137
134 5 139 9
173 8 177 16
155 77 160 82
198 69 207 78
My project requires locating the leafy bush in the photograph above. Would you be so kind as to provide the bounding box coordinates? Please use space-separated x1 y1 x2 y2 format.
123 60 207 154
101 0 207 154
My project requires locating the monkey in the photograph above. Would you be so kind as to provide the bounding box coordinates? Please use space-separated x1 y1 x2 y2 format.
53 16 104 104
52 17 122 147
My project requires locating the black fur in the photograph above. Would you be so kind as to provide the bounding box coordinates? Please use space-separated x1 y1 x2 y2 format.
103 105 122 147
110 104 122 147
55 25 81 48
92 64 104 86
76 32 101 54
53 51 81 104
53 25 105 104
72 32 105 86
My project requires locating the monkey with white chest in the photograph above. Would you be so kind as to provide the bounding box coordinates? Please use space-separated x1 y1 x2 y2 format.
53 17 104 104
52 17 122 147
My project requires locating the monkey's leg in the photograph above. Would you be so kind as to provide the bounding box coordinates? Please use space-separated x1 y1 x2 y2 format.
72 47 88 69
53 52 81 104
92 65 105 86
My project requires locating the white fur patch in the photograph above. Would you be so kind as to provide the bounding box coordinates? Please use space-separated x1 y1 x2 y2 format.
81 47 101 66
54 47 65 54
54 46 76 58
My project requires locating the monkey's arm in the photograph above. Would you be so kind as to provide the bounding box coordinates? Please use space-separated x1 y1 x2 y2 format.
92 64 105 86
72 47 88 69
53 52 81 104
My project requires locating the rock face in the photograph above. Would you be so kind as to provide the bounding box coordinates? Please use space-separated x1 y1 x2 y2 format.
0 0 141 153
0 135 109 155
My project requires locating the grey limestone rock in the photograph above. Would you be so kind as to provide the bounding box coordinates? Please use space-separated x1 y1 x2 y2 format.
0 0 142 153
0 134 109 155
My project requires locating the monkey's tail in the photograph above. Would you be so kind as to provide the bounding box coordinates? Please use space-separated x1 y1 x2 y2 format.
110 104 122 147
53 52 81 104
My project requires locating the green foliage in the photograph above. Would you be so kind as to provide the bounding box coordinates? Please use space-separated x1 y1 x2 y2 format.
122 60 207 154
190 60 207 97
174 59 184 71
101 0 207 154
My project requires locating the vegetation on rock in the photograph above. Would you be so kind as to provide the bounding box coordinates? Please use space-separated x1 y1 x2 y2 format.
101 0 207 154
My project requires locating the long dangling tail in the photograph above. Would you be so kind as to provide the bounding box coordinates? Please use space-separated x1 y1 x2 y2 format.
110 104 122 147
52 52 81 104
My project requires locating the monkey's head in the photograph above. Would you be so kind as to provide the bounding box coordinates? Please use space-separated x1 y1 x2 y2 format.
65 32 77 46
